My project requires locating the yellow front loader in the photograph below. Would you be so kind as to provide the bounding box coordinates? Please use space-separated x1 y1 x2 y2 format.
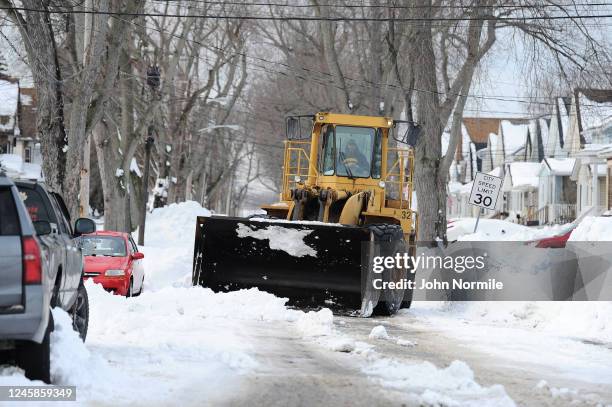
193 112 418 316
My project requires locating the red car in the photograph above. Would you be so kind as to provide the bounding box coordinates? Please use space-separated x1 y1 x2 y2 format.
81 231 145 296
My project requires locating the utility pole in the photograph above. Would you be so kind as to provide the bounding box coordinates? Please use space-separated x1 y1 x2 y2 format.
138 129 154 246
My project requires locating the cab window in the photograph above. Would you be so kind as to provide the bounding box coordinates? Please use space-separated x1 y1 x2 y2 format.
320 126 335 176
336 126 375 178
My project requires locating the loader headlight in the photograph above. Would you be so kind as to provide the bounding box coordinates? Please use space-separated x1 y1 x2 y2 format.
378 181 386 188
294 176 302 183
105 269 125 277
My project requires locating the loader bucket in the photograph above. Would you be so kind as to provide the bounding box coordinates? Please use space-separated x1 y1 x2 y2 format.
193 216 374 312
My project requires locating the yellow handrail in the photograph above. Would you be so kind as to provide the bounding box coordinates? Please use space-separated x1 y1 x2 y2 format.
281 140 318 200
383 148 414 210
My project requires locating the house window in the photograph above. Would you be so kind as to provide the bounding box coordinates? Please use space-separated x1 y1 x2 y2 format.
24 147 31 163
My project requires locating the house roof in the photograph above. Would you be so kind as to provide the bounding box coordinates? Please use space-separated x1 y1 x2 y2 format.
543 157 575 176
462 117 503 144
578 93 612 133
501 120 530 156
457 117 530 161
507 162 540 188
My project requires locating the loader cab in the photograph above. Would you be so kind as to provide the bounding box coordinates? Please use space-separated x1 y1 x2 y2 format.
318 125 382 180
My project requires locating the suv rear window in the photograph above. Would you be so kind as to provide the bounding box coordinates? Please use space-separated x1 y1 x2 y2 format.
17 187 54 223
0 188 20 235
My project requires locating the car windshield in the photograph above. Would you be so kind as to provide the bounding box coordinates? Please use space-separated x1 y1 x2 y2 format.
335 126 375 178
81 236 127 257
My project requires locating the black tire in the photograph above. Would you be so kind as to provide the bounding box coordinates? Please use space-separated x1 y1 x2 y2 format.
50 273 61 308
400 241 417 309
366 224 409 316
70 280 89 341
126 277 133 298
16 311 53 384
135 277 144 296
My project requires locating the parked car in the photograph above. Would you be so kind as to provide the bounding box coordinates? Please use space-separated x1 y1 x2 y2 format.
82 231 145 297
0 175 95 383
528 226 576 249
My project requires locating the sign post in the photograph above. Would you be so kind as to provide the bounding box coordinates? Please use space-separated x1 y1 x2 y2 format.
468 172 503 233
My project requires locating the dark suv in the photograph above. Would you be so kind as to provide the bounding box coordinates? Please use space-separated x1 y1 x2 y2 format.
0 174 95 383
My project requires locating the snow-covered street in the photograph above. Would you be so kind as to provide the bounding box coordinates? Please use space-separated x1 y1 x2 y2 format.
1 202 611 406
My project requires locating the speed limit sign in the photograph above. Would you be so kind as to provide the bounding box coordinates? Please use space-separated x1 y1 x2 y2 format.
469 172 503 210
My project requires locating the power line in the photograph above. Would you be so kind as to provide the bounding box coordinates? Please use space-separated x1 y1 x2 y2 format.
3 5 612 21
150 0 612 10
97 11 604 110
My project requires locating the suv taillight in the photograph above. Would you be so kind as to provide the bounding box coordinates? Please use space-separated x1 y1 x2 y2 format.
22 236 42 284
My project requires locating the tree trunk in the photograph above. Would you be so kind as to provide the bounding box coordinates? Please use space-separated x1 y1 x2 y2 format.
92 123 128 231
412 0 446 242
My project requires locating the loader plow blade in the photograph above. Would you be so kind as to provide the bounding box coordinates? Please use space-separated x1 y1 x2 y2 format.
193 216 373 311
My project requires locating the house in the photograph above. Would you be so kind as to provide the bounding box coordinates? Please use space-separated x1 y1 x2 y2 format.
447 167 503 219
566 90 612 215
597 146 612 211
501 162 541 224
572 145 608 214
452 117 500 183
544 97 571 158
448 117 538 220
14 87 40 164
0 75 19 154
0 74 40 164
537 157 577 224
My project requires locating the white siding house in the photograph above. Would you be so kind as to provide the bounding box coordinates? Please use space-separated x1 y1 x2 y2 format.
537 158 576 224
567 91 612 216
502 162 541 224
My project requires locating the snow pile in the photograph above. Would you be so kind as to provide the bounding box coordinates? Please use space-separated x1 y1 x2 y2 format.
413 301 612 343
368 325 390 340
50 308 121 395
448 218 567 241
140 200 210 248
364 359 514 407
295 308 334 337
396 338 417 347
236 223 317 257
135 201 211 289
0 154 43 180
568 216 612 241
535 379 606 405
28 281 306 405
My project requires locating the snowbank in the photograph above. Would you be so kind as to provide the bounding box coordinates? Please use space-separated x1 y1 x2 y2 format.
0 154 43 180
134 201 211 290
139 200 211 248
364 359 514 407
568 216 612 241
412 301 612 343
448 218 566 241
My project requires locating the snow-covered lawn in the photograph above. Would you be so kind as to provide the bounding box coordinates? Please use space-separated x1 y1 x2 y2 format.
2 202 611 406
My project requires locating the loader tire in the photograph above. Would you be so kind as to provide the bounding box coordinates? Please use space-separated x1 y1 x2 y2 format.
367 224 409 316
400 242 417 309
